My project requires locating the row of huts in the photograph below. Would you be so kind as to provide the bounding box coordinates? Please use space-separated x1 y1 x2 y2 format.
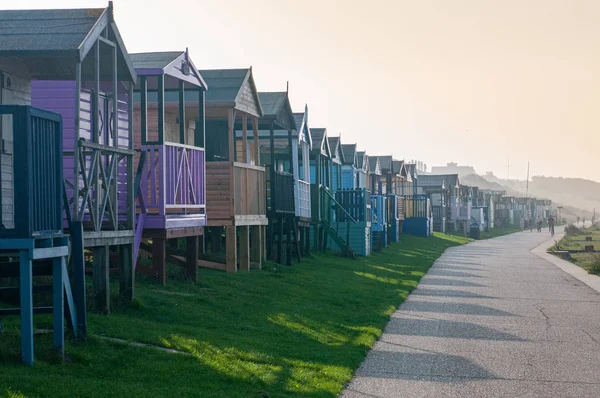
418 174 553 233
0 3 551 365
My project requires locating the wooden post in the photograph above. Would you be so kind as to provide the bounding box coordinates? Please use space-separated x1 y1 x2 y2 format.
286 215 292 266
226 226 237 273
228 109 235 162
20 250 33 366
73 62 81 219
179 80 186 144
185 236 199 281
93 246 110 314
119 243 134 301
140 76 148 144
242 113 248 163
158 75 165 143
71 221 87 336
252 116 259 165
152 238 167 286
305 226 311 255
250 225 262 269
299 224 305 258
53 256 65 357
269 122 276 214
239 226 250 271
277 215 283 264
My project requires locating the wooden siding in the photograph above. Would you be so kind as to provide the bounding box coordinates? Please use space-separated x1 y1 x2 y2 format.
0 62 31 229
31 80 132 229
328 223 371 256
206 161 266 225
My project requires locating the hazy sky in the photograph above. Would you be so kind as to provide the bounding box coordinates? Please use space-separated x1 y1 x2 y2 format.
7 0 600 181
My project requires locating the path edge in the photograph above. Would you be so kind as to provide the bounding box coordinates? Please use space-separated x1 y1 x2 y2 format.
531 231 600 294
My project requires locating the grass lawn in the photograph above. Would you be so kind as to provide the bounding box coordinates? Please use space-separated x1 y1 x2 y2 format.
551 224 600 271
0 233 469 398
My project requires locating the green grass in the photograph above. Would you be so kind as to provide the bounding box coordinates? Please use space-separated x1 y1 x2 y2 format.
0 233 470 398
551 224 600 270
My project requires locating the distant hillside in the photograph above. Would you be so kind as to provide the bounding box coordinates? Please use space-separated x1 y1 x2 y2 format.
461 174 599 221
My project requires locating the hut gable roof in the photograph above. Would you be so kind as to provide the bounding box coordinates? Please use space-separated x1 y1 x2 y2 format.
0 3 136 81
258 92 296 131
199 68 263 117
368 156 382 176
311 128 331 157
419 174 460 190
341 144 357 167
378 156 393 174
293 107 312 148
131 50 207 89
327 136 344 164
357 151 369 172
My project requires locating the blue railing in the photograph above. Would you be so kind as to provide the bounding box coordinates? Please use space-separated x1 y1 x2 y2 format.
0 105 63 238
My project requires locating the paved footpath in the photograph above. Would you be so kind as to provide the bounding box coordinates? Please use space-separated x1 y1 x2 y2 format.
342 229 600 398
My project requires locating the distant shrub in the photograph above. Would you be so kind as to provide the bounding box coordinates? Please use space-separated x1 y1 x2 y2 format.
565 224 582 236
585 255 600 276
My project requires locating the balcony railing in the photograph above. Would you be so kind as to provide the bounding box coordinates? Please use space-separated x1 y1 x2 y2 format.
335 189 371 223
234 162 266 216
266 168 295 214
296 179 311 219
404 195 429 218
0 105 63 238
140 143 206 216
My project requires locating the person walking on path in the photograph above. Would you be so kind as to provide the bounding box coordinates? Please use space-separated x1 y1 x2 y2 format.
537 217 543 232
548 215 555 236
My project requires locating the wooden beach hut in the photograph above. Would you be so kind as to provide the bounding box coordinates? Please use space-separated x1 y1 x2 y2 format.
1 2 134 363
251 91 298 265
130 50 208 285
417 174 457 233
29 2 138 316
198 68 267 273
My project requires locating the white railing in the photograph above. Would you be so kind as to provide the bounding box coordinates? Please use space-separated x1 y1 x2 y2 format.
296 179 311 219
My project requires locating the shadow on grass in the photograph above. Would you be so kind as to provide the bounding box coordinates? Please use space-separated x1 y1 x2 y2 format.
0 233 470 397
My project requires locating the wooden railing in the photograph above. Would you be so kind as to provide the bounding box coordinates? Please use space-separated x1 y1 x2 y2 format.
397 196 405 221
64 140 135 232
233 162 266 216
140 143 205 216
335 189 371 223
296 180 311 219
404 195 429 218
0 106 63 238
267 168 295 214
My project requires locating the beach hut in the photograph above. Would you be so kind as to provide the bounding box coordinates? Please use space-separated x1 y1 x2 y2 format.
130 50 207 285
199 68 267 273
1 2 134 363
293 108 313 254
249 91 298 265
29 2 137 316
418 174 458 233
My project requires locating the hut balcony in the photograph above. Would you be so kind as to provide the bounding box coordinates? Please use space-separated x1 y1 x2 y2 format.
267 168 295 215
139 142 206 229
206 161 267 226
